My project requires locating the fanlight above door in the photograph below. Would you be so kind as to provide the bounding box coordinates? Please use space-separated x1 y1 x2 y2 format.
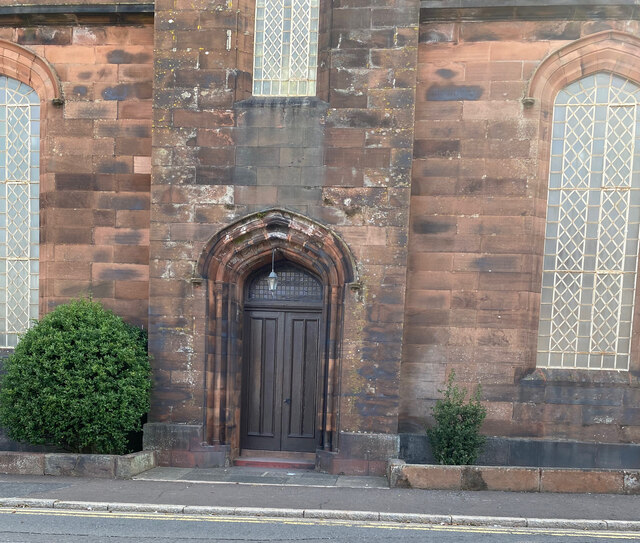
246 264 323 303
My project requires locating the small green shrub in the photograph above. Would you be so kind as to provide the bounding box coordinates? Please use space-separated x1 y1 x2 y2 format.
426 370 487 465
0 299 151 455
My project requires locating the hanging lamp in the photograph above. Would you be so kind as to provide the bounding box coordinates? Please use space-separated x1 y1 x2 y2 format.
267 248 278 291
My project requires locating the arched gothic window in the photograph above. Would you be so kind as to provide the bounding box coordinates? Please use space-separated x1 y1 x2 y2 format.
0 76 39 348
252 0 319 96
537 73 640 370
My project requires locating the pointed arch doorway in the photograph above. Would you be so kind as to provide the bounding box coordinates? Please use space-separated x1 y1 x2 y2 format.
197 209 356 459
242 262 324 452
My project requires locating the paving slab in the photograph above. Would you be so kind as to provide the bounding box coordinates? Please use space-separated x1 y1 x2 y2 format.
137 466 386 488
335 476 388 488
0 468 639 530
0 482 71 498
137 467 191 480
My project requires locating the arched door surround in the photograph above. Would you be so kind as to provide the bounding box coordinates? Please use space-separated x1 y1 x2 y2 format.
196 209 356 456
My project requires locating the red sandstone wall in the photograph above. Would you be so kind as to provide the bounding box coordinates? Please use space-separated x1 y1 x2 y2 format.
0 19 153 327
402 17 640 442
150 0 418 439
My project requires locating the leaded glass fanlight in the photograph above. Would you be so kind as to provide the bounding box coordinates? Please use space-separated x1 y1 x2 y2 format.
0 76 39 348
252 0 319 96
247 264 322 303
537 73 640 370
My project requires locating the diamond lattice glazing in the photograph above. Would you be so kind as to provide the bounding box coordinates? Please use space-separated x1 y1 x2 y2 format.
6 107 30 181
0 76 39 348
7 183 30 258
538 73 640 370
253 0 319 96
248 264 322 302
7 260 29 334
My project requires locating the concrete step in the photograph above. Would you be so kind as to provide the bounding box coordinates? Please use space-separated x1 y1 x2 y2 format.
240 450 315 460
234 456 315 470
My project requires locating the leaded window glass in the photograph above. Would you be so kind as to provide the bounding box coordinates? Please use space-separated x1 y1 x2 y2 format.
247 264 322 302
252 0 319 96
0 76 39 348
537 73 640 370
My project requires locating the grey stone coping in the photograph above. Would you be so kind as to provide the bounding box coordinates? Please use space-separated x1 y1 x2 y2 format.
0 450 155 479
388 459 640 495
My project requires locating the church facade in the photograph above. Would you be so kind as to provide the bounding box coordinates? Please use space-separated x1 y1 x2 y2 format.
0 0 639 472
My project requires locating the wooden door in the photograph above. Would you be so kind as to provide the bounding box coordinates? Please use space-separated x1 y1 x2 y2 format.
241 309 322 452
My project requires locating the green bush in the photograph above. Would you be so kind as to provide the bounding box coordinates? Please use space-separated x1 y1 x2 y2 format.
0 299 151 455
426 370 487 465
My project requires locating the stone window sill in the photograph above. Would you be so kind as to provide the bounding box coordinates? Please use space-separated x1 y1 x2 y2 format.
522 368 638 386
235 97 328 109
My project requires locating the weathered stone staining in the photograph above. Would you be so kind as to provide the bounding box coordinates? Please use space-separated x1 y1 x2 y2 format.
0 0 638 473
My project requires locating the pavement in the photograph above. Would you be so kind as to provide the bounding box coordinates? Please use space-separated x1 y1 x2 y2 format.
0 466 639 531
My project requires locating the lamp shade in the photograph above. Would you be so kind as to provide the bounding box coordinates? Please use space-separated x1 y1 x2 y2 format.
267 270 278 291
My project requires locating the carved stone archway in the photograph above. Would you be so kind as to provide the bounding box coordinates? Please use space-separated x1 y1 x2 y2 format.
197 209 356 456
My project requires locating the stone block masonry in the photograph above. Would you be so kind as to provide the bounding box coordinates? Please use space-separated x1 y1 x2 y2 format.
2 1 638 475
400 12 640 452
148 0 419 463
0 12 153 328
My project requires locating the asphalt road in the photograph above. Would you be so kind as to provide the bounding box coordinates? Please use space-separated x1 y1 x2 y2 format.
0 508 639 543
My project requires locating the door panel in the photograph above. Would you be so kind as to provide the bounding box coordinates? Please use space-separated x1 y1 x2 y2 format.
281 313 321 452
241 309 322 452
242 311 283 450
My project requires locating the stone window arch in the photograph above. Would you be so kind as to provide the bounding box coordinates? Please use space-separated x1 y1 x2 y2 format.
536 73 640 370
0 76 40 347
527 31 640 371
0 41 60 348
0 40 61 104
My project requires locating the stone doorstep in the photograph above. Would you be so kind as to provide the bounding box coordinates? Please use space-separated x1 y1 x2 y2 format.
388 460 640 495
0 450 156 479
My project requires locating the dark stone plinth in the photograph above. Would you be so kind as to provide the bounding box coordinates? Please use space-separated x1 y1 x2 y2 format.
143 423 230 468
400 433 640 469
143 423 204 451
316 432 399 476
